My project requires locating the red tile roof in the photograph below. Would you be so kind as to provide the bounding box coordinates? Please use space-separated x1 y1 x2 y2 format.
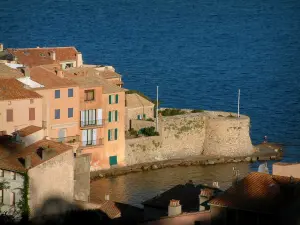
0 63 24 78
17 125 43 137
0 78 42 100
0 136 72 172
7 47 79 67
29 65 78 89
209 172 300 214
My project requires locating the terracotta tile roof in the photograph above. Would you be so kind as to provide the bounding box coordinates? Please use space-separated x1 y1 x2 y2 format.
7 47 79 67
208 172 300 214
0 78 42 100
109 79 124 86
142 182 221 211
0 136 72 172
17 125 42 137
29 65 78 89
63 67 124 93
0 63 24 78
126 93 154 108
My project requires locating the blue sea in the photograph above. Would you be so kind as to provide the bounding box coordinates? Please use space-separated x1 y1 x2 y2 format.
1 0 300 204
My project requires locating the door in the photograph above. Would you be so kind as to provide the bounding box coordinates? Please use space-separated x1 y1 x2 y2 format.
58 128 66 142
109 156 118 166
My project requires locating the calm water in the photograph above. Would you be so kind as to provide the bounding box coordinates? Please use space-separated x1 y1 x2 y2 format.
1 0 300 206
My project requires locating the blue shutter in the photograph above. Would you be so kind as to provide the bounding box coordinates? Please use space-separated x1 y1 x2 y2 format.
108 111 112 122
68 88 73 97
55 90 60 99
68 108 73 118
115 94 119 103
114 128 118 140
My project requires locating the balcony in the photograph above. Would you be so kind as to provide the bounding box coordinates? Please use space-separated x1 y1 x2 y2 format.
80 138 104 148
51 135 80 144
80 120 105 129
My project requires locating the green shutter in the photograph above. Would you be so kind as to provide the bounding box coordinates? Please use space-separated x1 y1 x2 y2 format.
109 95 112 104
115 111 118 121
143 114 146 119
108 130 111 141
115 128 118 140
108 111 112 122
115 94 119 103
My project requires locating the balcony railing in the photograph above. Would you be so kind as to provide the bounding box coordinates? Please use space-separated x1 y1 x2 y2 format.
80 120 105 128
80 138 104 148
51 135 80 144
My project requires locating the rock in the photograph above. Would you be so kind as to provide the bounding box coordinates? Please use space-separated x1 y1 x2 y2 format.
207 160 215 165
97 174 104 178
245 157 252 162
142 165 150 171
251 157 257 162
218 158 225 163
151 164 158 170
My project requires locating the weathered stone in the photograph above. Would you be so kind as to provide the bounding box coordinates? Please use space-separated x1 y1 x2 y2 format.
207 160 215 165
218 158 225 163
151 164 158 170
245 157 251 162
142 165 150 171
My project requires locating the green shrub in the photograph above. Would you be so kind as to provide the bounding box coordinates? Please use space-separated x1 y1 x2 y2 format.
227 114 235 118
191 109 204 113
128 128 138 137
140 126 159 136
159 108 186 116
146 118 154 122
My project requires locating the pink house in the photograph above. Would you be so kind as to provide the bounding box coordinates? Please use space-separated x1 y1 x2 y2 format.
0 78 43 135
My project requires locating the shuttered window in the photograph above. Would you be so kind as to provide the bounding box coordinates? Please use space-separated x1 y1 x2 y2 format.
55 90 60 99
68 88 73 97
115 94 119 103
115 111 118 121
29 108 35 121
108 111 112 122
68 108 73 118
109 95 112 104
108 129 111 141
6 109 13 122
55 109 60 119
115 128 118 140
84 90 95 101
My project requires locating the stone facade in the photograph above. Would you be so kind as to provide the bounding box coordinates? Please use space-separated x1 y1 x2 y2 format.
28 150 74 216
125 111 254 165
129 119 155 131
74 154 91 202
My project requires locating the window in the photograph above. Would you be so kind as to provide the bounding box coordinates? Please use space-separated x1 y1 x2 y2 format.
81 109 96 126
6 109 13 122
0 169 3 177
137 115 142 120
55 90 60 99
68 88 73 97
29 108 35 120
108 111 118 122
10 172 16 180
82 129 97 146
30 99 34 104
84 90 95 101
109 94 119 104
68 108 73 118
10 192 15 206
108 129 118 141
55 109 60 119
65 63 73 68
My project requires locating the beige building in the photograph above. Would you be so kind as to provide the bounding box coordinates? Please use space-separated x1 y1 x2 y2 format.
0 78 43 135
0 134 74 217
272 162 300 178
125 92 155 131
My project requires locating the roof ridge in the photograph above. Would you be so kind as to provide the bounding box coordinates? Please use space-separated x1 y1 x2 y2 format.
8 46 76 50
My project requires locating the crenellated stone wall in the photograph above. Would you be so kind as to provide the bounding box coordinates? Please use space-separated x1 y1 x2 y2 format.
125 110 254 165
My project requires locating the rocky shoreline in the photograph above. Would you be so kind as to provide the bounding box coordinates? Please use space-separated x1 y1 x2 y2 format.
91 143 283 180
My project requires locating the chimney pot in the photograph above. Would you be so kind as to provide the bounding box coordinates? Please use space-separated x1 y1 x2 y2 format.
24 67 30 77
50 51 56 61
56 70 64 78
76 52 83 67
168 199 182 217
104 194 110 201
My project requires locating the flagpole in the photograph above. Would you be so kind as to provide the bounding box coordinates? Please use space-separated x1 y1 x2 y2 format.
238 89 240 118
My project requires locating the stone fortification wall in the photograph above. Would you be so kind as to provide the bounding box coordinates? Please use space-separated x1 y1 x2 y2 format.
125 110 254 165
130 119 155 131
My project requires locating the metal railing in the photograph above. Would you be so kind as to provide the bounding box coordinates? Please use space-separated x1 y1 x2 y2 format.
51 135 80 144
80 120 105 128
80 138 104 147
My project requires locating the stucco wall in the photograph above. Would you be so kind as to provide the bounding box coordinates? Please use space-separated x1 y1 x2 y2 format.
21 129 44 147
272 163 300 178
28 150 74 215
0 170 24 216
0 98 43 135
74 154 91 202
125 111 254 165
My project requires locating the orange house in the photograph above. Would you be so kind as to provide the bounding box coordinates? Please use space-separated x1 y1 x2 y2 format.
23 66 80 142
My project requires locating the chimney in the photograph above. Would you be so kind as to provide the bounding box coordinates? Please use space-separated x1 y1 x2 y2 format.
199 189 213 211
0 43 3 52
25 155 31 169
76 52 83 67
24 67 30 77
50 51 56 61
104 194 110 201
56 69 64 78
168 200 182 217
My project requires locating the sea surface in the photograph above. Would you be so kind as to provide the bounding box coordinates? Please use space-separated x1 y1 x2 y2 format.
1 0 300 207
